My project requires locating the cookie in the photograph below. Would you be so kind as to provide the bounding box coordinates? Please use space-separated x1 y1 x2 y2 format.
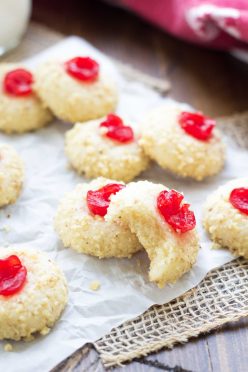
107 180 199 287
140 104 225 181
54 177 141 258
65 114 149 182
35 57 118 123
203 178 248 258
0 144 24 207
0 64 52 133
0 247 68 341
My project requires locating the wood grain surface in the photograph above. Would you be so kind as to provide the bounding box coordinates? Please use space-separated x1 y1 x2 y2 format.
32 1 248 371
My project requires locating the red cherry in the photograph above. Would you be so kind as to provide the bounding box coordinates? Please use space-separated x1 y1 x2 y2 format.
104 126 134 143
166 204 196 233
100 114 123 128
87 183 125 217
65 57 99 82
179 111 215 141
3 69 33 97
100 114 134 143
0 255 27 296
229 187 248 215
157 189 184 217
157 189 196 233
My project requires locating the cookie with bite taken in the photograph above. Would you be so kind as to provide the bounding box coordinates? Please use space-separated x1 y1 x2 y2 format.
107 180 199 288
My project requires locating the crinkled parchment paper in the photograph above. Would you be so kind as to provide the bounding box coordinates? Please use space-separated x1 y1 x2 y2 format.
0 37 243 372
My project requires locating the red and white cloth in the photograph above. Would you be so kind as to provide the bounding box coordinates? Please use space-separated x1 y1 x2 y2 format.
108 0 248 50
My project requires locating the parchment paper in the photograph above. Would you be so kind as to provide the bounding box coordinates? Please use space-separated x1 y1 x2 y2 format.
0 37 243 372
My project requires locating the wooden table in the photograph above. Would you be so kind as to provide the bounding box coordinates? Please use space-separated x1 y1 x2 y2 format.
32 1 248 371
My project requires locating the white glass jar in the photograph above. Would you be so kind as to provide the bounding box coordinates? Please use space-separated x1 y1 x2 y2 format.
0 0 31 56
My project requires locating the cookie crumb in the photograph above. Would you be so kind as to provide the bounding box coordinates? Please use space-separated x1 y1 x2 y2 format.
90 280 101 291
4 343 13 352
40 327 51 336
2 225 10 233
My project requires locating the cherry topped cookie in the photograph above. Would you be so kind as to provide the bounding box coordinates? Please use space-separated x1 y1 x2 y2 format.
0 144 24 207
107 180 199 288
0 64 52 133
0 247 68 341
140 103 225 181
203 178 248 258
35 56 118 123
65 114 149 182
54 177 141 258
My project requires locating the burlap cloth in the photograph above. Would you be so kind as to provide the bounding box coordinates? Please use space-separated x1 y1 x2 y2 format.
3 22 248 369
